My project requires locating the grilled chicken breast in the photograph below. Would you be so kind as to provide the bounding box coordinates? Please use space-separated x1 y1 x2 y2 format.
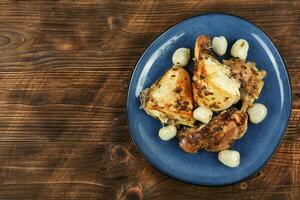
140 66 195 126
223 59 267 110
193 36 240 111
179 108 248 153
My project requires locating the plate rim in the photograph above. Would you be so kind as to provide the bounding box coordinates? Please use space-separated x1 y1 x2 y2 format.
126 12 293 186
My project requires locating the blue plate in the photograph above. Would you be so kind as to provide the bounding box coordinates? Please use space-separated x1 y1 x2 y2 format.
127 13 292 186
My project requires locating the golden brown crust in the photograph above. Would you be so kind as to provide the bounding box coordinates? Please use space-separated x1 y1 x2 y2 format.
140 66 195 126
194 35 212 59
192 36 240 111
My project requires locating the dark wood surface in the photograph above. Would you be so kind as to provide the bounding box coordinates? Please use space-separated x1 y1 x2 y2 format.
0 0 299 199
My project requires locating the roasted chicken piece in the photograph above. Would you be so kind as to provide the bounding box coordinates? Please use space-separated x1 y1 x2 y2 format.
140 66 195 126
193 36 240 111
223 59 267 110
179 108 248 153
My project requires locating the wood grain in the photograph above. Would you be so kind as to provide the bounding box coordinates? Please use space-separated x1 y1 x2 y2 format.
0 0 299 199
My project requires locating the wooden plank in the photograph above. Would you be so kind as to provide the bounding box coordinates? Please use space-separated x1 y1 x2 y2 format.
0 0 298 199
0 140 298 199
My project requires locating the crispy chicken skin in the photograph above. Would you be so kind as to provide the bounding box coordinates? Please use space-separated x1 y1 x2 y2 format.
193 36 240 111
179 108 248 153
139 35 266 153
140 66 195 126
223 59 267 110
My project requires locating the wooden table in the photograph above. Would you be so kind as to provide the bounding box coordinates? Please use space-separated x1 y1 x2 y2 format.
0 1 299 199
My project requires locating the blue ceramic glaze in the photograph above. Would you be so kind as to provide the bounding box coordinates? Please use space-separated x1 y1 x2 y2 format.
127 13 292 186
